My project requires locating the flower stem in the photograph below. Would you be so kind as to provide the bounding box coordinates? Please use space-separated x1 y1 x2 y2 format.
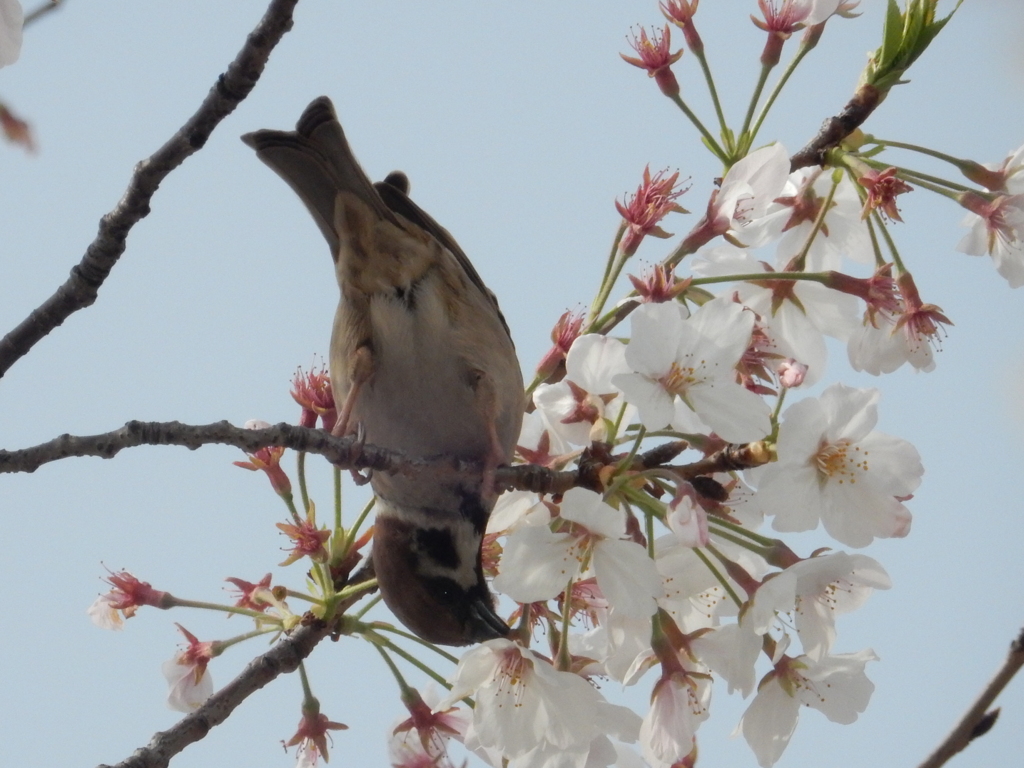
283 589 323 605
739 63 773 147
372 643 414 695
669 94 727 162
336 578 378 604
692 47 730 145
749 40 815 144
296 451 310 517
868 137 972 168
370 623 461 664
282 492 302 526
351 593 382 620
708 516 777 548
360 627 453 691
298 660 315 702
334 465 343 531
216 626 279 650
689 271 830 287
588 224 627 324
693 547 743 608
789 176 839 271
871 210 908 273
556 577 574 671
166 597 280 622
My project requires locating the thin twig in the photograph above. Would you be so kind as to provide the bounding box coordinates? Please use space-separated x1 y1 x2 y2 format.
917 627 1024 768
0 0 300 379
23 0 63 25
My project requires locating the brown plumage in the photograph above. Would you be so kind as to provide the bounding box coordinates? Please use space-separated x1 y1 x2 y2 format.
243 97 523 645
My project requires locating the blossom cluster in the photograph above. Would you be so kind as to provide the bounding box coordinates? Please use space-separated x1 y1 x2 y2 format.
82 2 1024 768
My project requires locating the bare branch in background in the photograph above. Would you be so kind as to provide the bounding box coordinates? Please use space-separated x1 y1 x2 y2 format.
0 0 299 379
23 0 64 26
917 627 1024 768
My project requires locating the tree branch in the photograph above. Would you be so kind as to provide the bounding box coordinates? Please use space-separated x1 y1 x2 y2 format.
917 626 1024 768
23 0 64 26
94 567 374 768
789 84 882 171
0 0 299 379
0 420 771 495
96 621 331 768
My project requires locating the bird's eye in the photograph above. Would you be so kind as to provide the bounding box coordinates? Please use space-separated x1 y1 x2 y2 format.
425 577 463 607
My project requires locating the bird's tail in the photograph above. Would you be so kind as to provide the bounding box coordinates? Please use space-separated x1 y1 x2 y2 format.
241 96 396 260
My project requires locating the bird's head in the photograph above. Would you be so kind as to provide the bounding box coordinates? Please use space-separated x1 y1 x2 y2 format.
371 510 508 646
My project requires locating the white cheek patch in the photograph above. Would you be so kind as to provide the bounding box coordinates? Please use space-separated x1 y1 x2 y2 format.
409 519 482 590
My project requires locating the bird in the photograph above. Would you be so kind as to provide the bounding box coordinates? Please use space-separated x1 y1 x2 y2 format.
242 97 524 646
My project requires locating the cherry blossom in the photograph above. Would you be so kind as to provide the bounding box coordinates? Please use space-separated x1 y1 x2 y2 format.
665 493 708 548
730 549 889 666
776 358 807 387
629 263 691 303
533 334 632 451
620 25 684 97
392 685 469 761
963 141 1024 194
535 310 584 380
640 668 712 766
846 270 951 375
234 419 292 496
291 364 337 432
501 710 642 768
752 0 843 36
739 649 877 767
87 569 172 629
690 622 762 697
570 610 655 683
0 0 22 68
162 624 217 712
277 502 332 566
684 144 791 251
744 167 873 267
613 299 772 442
789 552 890 660
285 705 348 765
225 573 274 612
857 166 913 222
437 639 631 763
515 411 564 469
690 247 860 387
660 0 702 53
486 488 551 534
615 166 689 256
655 534 768 633
957 191 1024 288
387 735 455 768
754 384 922 547
492 487 661 619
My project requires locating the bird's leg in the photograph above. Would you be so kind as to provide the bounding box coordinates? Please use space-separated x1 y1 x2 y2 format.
332 344 374 484
471 369 506 503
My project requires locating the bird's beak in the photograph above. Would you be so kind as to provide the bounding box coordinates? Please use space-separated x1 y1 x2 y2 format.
468 598 510 642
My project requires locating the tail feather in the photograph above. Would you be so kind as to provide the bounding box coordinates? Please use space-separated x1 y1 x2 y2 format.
241 96 395 259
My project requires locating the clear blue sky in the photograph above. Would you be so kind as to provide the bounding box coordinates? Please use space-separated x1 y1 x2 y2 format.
1 2 1022 767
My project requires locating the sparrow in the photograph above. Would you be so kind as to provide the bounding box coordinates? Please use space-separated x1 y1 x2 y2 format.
242 97 524 646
